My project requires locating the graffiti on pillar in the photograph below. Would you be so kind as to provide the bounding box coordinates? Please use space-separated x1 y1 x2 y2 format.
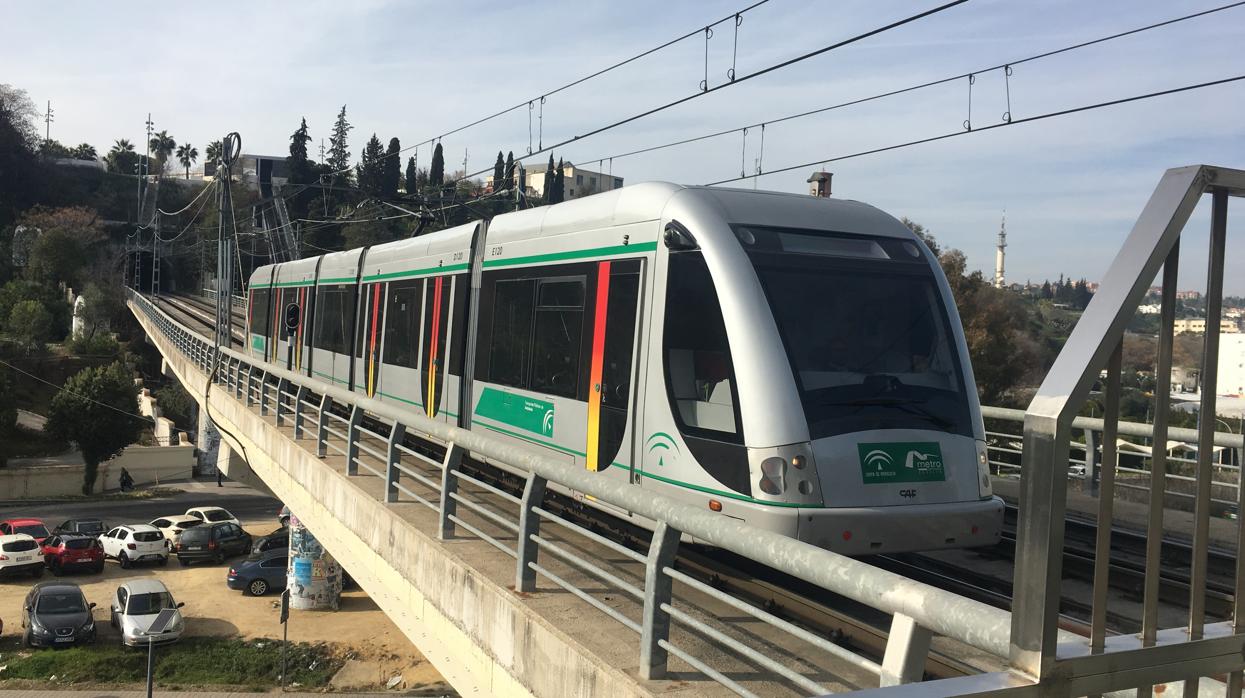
287 515 343 611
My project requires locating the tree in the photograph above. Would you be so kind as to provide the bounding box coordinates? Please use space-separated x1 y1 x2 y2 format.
429 142 445 187
0 84 42 229
404 156 417 194
327 105 353 182
149 130 176 174
381 137 401 198
46 362 142 494
76 282 121 339
20 206 106 287
7 299 52 353
287 118 313 183
70 143 97 161
38 139 72 158
175 142 199 179
105 139 139 174
205 139 222 167
551 159 565 204
504 151 515 190
357 133 385 195
1040 280 1053 300
543 154 556 204
492 152 505 192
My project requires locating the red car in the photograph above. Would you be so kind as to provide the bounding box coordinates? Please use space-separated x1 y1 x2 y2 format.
0 519 50 544
40 534 105 575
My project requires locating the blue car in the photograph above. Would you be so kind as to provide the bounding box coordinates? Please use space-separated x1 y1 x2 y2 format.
226 550 287 596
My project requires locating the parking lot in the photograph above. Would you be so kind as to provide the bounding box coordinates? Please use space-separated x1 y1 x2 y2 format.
0 482 445 691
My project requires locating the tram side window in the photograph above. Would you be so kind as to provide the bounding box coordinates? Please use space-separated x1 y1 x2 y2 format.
383 281 421 369
313 287 354 354
488 279 535 388
251 289 271 337
529 279 585 399
663 253 740 440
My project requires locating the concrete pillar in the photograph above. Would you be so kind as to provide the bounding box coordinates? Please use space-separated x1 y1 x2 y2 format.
198 410 221 475
287 515 342 611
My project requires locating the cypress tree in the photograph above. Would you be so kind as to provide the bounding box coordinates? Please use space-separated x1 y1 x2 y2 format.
404 156 417 195
381 137 401 198
492 151 505 192
544 154 556 204
552 159 566 203
430 142 445 186
358 133 385 194
504 151 515 190
327 105 353 182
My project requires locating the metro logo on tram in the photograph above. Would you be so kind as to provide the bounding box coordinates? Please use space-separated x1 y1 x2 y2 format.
857 442 946 483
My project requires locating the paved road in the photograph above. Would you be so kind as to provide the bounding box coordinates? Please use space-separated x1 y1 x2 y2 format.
0 479 282 529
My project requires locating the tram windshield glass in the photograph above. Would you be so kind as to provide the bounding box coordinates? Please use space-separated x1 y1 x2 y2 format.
738 225 973 440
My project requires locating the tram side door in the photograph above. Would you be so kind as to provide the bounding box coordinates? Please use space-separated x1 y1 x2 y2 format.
584 259 643 478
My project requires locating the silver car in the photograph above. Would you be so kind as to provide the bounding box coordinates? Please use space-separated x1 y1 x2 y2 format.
109 579 185 646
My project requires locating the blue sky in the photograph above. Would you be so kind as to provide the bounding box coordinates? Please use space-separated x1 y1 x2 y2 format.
8 0 1245 291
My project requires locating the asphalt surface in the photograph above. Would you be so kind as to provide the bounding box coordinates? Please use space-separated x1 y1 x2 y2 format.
0 479 283 529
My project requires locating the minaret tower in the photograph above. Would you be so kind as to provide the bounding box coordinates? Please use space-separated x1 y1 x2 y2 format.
994 211 1007 289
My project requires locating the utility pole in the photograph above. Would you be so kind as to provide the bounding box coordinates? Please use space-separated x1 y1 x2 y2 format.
43 100 53 146
214 132 241 353
462 148 469 182
143 114 155 209
319 138 325 162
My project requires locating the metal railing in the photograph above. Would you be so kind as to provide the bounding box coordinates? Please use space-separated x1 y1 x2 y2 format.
1012 165 1245 695
202 287 247 311
984 405 1244 509
129 288 1038 695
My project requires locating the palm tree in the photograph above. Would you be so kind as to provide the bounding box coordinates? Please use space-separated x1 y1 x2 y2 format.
106 139 137 174
71 143 97 160
149 130 176 175
175 142 199 179
204 140 222 177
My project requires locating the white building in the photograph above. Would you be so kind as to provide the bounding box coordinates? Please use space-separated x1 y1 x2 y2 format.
488 162 623 201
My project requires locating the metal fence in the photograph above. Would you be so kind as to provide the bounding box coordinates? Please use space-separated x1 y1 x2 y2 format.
130 289 1040 695
983 405 1244 509
1012 165 1245 696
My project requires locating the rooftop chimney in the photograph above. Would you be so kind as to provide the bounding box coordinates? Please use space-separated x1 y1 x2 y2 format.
807 171 832 197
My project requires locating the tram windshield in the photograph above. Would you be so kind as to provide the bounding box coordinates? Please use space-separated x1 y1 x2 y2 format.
739 225 973 440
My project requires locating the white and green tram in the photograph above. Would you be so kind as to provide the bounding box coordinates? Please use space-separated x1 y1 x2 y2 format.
247 183 1003 554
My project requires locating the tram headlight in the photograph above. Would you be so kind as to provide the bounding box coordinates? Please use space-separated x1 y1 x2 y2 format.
976 440 993 498
759 457 787 495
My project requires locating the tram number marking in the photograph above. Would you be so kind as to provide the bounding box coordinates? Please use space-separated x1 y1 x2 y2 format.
489 246 504 257
452 251 465 261
899 489 917 498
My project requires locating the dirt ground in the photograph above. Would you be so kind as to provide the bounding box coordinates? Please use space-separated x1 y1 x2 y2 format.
0 519 448 692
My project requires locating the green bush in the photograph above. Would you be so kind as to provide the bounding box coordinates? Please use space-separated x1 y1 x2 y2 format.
66 332 121 356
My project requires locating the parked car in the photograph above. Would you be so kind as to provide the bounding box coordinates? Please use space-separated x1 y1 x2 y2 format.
21 582 96 647
0 534 43 578
1 518 50 544
149 515 203 547
175 522 252 566
51 518 107 538
185 507 240 527
100 525 169 568
250 528 289 557
227 550 288 596
110 579 185 647
41 534 105 575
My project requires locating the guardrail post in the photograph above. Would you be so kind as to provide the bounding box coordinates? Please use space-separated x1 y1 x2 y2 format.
345 405 363 475
293 386 309 439
515 473 548 592
274 377 288 426
640 522 680 680
384 422 406 503
244 365 255 406
315 395 333 458
1085 427 1098 497
880 613 933 686
259 371 271 416
438 444 464 540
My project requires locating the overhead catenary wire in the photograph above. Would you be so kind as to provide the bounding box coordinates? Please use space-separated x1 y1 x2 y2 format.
703 73 1245 186
324 0 777 176
341 0 970 187
155 177 220 217
157 180 219 243
571 0 1245 167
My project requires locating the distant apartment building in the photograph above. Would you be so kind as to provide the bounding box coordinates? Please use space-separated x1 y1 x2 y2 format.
205 153 289 192
1173 318 1240 334
488 162 623 201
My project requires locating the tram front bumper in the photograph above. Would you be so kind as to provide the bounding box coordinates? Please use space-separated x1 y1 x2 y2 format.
796 495 1004 556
